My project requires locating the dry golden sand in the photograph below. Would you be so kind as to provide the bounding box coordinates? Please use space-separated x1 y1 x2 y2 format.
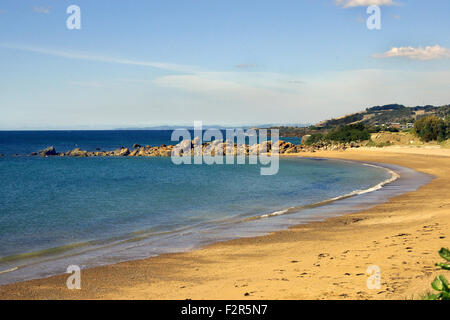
0 147 449 300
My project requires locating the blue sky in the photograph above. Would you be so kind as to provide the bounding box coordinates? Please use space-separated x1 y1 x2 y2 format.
1 0 450 129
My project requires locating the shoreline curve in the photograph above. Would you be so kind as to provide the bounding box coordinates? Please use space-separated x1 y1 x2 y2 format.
0 147 449 300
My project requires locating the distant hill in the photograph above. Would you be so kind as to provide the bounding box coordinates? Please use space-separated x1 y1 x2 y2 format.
262 103 449 137
116 123 310 130
316 104 450 129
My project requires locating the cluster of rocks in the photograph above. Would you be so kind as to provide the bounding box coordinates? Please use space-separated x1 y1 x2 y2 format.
35 139 362 158
36 145 174 157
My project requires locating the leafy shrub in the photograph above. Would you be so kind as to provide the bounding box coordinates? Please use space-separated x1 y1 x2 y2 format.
326 123 371 143
304 133 326 145
414 116 447 142
386 127 400 133
423 248 450 300
436 248 450 270
367 126 382 133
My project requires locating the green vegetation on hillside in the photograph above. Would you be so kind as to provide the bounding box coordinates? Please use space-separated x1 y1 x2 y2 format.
304 123 370 145
414 115 449 142
304 133 326 145
320 113 364 128
263 103 450 144
326 123 371 143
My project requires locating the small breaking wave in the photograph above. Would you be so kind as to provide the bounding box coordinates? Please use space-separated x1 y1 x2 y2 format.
0 267 18 275
260 209 291 218
255 162 399 220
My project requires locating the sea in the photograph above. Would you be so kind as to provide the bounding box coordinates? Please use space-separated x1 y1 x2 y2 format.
0 130 431 284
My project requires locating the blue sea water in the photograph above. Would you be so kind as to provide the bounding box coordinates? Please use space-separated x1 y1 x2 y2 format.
0 131 430 284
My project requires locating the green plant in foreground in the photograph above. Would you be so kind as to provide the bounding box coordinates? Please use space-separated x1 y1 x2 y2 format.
427 275 450 300
423 248 450 300
436 248 450 270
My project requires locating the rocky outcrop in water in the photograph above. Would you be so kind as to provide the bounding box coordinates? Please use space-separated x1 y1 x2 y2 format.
34 140 362 158
38 146 58 157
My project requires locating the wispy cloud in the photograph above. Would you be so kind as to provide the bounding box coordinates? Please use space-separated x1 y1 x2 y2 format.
3 44 449 129
0 44 199 73
69 78 152 88
0 43 306 92
235 64 258 69
335 0 396 8
148 68 450 126
33 6 51 14
69 81 108 88
153 71 306 94
374 45 450 60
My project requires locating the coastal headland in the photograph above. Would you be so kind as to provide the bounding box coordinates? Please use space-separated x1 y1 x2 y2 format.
0 147 449 300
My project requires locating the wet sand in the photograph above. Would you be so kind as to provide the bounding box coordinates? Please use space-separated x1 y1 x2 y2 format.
0 147 449 300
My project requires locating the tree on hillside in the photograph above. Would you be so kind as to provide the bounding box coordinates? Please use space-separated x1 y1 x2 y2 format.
326 123 371 143
414 116 447 142
304 133 326 145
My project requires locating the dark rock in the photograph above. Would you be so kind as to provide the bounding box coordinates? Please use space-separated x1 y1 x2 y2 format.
132 144 141 149
39 146 57 157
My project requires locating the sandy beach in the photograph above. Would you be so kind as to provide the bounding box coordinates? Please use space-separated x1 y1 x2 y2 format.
0 146 449 300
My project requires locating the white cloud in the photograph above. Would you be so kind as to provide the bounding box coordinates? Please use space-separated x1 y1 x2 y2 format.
374 45 450 60
335 0 395 8
33 6 51 14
